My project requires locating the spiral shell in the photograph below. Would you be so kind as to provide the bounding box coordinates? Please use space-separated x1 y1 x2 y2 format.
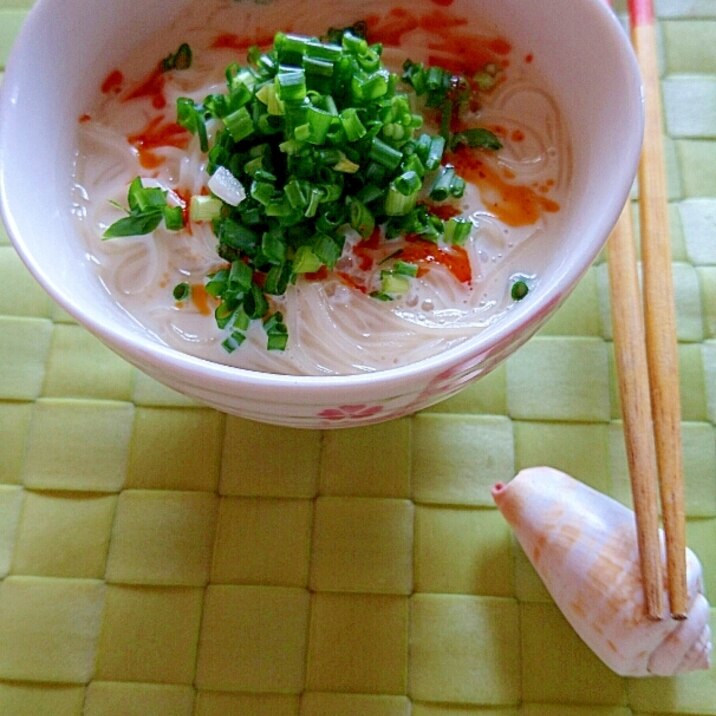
492 466 712 677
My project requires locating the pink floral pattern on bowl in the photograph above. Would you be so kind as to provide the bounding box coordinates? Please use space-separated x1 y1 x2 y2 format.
318 404 385 421
309 292 568 427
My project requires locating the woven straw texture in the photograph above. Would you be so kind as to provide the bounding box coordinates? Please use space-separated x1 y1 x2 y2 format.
1 0 715 713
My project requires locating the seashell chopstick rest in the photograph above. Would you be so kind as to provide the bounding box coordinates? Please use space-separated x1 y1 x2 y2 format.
492 466 712 677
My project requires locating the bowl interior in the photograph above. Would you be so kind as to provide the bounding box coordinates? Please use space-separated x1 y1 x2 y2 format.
0 0 642 392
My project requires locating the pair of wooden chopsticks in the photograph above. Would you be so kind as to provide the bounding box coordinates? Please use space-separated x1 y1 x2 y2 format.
606 0 687 620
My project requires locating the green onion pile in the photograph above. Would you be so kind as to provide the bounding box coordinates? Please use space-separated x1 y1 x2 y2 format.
104 24 503 353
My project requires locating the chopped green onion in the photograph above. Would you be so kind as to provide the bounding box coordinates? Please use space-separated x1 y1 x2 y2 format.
162 43 192 72
173 282 191 301
400 153 425 178
474 64 500 91
233 306 251 331
443 216 472 245
176 97 208 152
339 107 367 141
306 39 342 63
251 179 276 206
385 183 417 216
429 165 456 202
190 195 223 222
215 301 237 330
450 127 503 151
256 82 285 115
205 269 228 298
222 330 247 353
224 106 255 141
425 135 446 171
511 279 530 300
293 245 323 274
264 311 289 350
226 64 257 94
351 70 390 101
349 197 375 238
315 204 346 234
274 32 311 63
332 152 360 173
381 270 411 295
303 55 335 78
267 329 288 351
370 290 393 301
262 231 287 264
228 260 253 292
393 260 419 277
265 196 294 217
402 59 457 110
127 176 165 212
449 175 466 198
393 170 421 196
304 187 324 218
276 69 307 102
244 282 269 319
284 178 308 209
356 48 381 72
312 232 342 268
305 105 334 144
217 218 259 252
162 205 184 230
341 30 368 55
248 45 276 74
264 262 292 295
355 183 383 205
368 137 402 170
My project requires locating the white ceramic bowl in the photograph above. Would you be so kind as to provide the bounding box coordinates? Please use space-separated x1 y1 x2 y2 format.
0 0 642 428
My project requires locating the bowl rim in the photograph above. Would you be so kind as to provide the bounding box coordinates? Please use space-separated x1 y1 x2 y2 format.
0 0 644 394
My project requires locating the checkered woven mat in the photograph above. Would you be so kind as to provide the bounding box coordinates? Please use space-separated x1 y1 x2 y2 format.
1 0 715 713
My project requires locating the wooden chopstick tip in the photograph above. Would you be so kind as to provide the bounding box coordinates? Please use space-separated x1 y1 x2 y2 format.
628 0 655 27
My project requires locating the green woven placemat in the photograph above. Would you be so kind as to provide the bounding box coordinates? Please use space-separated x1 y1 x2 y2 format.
1 0 715 714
